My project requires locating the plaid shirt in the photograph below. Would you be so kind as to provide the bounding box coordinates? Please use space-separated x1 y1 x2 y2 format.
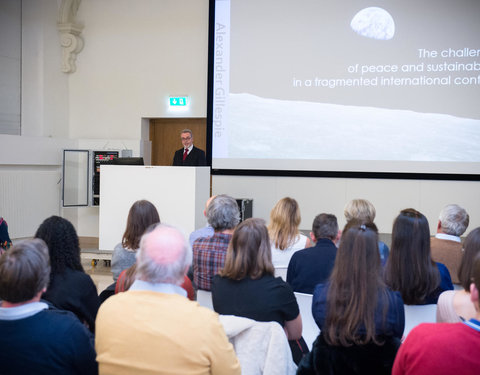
193 232 232 291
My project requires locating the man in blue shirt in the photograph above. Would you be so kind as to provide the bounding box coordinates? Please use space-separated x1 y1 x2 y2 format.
0 239 97 375
287 213 339 294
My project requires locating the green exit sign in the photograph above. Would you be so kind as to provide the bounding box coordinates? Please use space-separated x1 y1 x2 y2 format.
169 96 188 106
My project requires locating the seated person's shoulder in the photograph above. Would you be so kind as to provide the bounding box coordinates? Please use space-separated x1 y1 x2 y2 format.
39 305 93 335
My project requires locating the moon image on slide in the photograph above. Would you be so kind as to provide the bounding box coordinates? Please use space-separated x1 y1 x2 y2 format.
350 7 395 40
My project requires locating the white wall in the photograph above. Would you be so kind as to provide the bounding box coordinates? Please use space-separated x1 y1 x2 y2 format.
0 0 21 135
213 175 480 236
22 0 69 138
69 0 209 140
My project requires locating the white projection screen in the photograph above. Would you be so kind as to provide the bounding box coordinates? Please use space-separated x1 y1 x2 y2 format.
208 0 480 177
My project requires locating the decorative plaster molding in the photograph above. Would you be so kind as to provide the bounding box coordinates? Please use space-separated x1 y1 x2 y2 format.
57 0 83 73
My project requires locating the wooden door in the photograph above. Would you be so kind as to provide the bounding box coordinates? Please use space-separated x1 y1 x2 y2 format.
150 118 207 166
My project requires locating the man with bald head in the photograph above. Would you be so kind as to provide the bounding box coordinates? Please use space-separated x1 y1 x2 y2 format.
95 224 240 375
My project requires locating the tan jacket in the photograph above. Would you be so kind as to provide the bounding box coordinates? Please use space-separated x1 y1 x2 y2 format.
96 290 241 375
430 237 463 284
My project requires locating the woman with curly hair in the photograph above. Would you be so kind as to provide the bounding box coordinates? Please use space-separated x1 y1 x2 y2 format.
35 216 100 332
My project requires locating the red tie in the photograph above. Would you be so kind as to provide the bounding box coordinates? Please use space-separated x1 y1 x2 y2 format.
183 148 188 161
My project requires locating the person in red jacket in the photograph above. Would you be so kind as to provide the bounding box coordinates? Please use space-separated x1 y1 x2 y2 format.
393 252 480 375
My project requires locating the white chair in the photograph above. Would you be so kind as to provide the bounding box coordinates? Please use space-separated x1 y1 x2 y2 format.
294 292 320 350
403 304 437 338
274 266 288 281
196 289 214 310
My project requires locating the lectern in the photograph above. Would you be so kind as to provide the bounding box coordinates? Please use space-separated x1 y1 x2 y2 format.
99 165 210 251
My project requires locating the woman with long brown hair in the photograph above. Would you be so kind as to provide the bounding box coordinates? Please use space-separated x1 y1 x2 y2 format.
301 220 404 374
111 200 160 280
384 208 453 305
212 218 305 363
268 197 311 267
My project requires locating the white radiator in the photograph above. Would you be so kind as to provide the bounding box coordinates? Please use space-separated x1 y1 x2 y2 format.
0 166 62 239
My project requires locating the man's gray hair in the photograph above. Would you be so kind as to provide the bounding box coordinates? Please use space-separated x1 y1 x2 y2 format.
206 194 240 231
312 213 338 240
136 224 192 285
439 204 469 236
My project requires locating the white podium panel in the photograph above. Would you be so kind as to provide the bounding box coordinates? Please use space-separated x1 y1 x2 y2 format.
99 166 210 251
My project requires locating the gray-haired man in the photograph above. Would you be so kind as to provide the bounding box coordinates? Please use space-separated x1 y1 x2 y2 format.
96 224 240 374
431 204 469 284
193 194 240 291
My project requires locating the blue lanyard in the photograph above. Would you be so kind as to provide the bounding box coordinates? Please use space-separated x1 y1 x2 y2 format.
463 319 480 332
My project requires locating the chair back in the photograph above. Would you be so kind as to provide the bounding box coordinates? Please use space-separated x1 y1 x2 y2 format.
274 266 288 281
294 292 320 350
219 315 297 375
196 289 214 310
403 304 437 338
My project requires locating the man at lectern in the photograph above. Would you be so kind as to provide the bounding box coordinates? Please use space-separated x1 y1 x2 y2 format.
172 129 207 166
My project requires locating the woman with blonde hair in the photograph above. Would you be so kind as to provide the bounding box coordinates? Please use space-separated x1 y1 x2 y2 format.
344 198 389 265
268 197 311 267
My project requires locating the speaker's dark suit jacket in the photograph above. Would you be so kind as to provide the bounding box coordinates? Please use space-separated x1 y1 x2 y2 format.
172 146 207 166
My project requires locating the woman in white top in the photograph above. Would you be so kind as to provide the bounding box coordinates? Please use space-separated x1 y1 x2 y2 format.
268 197 311 267
437 227 480 322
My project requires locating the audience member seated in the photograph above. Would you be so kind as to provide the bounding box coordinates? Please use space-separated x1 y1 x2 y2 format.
384 208 453 305
95 224 240 374
393 253 480 375
35 216 100 333
344 199 390 265
304 221 404 375
212 218 306 364
268 197 311 267
0 239 97 375
287 213 339 294
187 195 215 285
115 263 194 301
193 194 240 291
0 217 12 254
95 200 163 303
437 227 480 322
431 204 469 284
112 200 160 281
189 195 215 246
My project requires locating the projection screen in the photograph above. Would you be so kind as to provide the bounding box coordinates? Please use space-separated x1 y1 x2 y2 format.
208 0 480 177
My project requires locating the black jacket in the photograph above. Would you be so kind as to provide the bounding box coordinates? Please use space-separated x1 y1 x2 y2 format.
172 146 207 166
